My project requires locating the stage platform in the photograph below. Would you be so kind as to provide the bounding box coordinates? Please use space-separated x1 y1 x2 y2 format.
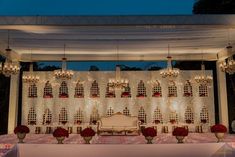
0 133 235 157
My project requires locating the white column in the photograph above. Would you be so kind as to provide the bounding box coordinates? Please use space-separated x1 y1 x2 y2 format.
216 61 229 128
8 73 19 134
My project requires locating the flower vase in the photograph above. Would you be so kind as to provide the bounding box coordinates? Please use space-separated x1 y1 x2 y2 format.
83 136 92 144
145 136 154 144
176 136 185 143
56 137 65 144
215 133 224 143
17 133 26 143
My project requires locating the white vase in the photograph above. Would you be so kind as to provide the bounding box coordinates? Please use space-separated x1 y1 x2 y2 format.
17 133 26 143
176 136 185 143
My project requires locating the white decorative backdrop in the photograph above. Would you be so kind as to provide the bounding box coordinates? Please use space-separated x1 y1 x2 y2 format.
22 70 215 126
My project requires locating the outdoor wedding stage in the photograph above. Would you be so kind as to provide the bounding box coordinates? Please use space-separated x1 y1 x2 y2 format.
1 133 235 157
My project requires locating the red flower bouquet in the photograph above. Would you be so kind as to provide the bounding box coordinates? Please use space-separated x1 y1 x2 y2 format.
142 127 157 137
14 125 30 134
211 124 227 133
43 94 53 98
121 92 131 97
153 92 161 97
59 93 68 98
172 127 188 136
137 93 146 98
184 93 192 97
186 119 192 124
80 128 96 137
154 120 161 124
170 119 176 124
201 119 207 124
53 127 69 138
74 93 84 98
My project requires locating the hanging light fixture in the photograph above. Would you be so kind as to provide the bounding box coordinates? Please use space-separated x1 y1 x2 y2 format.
108 41 128 89
1 30 20 77
22 51 40 83
160 45 180 78
54 44 74 80
194 53 213 84
219 44 235 75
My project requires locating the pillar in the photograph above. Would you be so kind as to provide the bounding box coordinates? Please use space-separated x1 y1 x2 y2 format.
216 61 229 129
7 73 19 134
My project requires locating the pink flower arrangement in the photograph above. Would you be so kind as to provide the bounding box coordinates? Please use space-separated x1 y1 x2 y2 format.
53 127 69 138
80 128 96 137
211 124 227 133
142 127 157 137
172 127 188 136
14 125 30 134
137 93 145 98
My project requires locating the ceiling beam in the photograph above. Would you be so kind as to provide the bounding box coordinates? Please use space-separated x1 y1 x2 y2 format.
21 53 218 62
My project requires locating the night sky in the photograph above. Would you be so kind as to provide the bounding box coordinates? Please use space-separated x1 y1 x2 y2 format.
0 0 194 15
0 0 195 70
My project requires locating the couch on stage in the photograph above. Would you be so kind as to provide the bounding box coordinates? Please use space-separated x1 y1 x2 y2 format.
97 112 140 135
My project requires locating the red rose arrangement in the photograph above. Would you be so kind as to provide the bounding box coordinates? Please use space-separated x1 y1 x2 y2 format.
14 125 30 134
170 119 176 124
44 93 53 98
142 127 157 137
154 120 161 124
53 127 69 138
153 92 161 97
137 93 145 98
201 119 207 123
172 127 188 136
211 124 227 133
121 92 131 97
186 119 192 124
59 93 68 98
184 93 192 97
80 128 96 137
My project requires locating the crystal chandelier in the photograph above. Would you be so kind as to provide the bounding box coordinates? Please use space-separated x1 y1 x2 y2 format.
194 62 213 84
54 44 74 80
0 30 20 77
219 44 235 75
160 45 180 78
22 63 40 83
109 65 129 89
108 41 128 89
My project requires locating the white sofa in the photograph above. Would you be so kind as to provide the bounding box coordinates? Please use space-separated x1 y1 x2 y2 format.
97 112 140 135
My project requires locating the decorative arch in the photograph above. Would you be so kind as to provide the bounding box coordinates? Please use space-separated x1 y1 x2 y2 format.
59 81 69 98
138 106 147 124
168 80 177 97
43 81 53 98
59 107 68 125
74 108 84 124
90 80 100 98
152 80 162 97
43 108 52 125
183 80 193 97
137 80 147 97
153 107 163 124
28 83 37 98
74 80 84 98
28 107 36 125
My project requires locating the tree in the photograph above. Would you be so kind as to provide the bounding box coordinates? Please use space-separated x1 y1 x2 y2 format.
193 0 235 14
89 65 99 71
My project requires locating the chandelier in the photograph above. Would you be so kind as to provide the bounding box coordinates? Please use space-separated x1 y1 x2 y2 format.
109 65 128 89
219 44 235 75
22 63 40 83
0 30 20 77
194 62 213 84
160 45 180 78
54 44 74 80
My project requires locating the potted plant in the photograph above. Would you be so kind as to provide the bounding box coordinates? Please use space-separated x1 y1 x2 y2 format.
53 127 69 144
142 127 157 144
80 127 96 144
211 124 227 142
172 127 188 143
14 125 30 143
